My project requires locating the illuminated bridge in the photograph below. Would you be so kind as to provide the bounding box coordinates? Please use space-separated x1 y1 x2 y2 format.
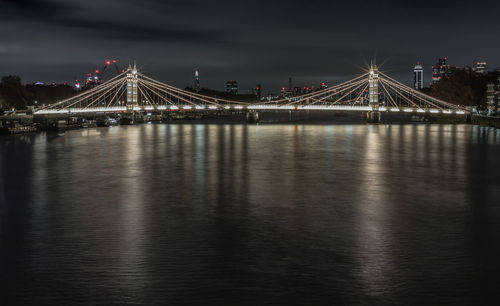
35 63 469 123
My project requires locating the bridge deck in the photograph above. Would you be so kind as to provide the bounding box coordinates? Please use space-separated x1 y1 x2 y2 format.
34 105 468 115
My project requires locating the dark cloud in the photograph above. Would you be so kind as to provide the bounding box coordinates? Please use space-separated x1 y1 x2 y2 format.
0 0 499 92
0 0 75 18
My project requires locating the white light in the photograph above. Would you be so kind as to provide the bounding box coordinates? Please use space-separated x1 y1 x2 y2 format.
183 106 192 110
404 108 414 112
195 106 205 110
442 110 452 114
234 106 244 109
224 106 230 109
430 109 439 113
417 109 426 113
390 108 400 112
208 106 218 110
170 106 179 110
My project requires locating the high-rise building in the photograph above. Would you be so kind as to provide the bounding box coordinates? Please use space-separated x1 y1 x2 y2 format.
475 62 487 74
226 80 238 94
254 84 262 99
432 58 450 83
413 63 423 90
486 82 496 116
194 70 200 93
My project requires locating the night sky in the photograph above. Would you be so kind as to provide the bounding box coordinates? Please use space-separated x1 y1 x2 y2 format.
1 0 499 93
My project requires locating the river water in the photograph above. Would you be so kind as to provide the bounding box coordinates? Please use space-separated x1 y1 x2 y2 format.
1 124 500 305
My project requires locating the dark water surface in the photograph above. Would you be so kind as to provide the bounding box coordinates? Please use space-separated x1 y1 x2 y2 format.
1 124 500 305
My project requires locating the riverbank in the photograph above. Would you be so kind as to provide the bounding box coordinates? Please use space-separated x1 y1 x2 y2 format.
1 110 475 136
471 114 500 128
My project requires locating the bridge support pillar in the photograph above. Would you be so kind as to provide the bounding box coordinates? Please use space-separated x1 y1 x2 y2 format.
246 110 259 123
367 111 381 123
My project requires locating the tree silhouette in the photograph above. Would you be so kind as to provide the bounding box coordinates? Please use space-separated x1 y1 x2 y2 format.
0 75 29 109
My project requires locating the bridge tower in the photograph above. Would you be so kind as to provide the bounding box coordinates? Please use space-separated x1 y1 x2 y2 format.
367 64 381 123
126 62 138 111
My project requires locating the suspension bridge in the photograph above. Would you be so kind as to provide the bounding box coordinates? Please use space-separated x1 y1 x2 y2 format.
34 63 469 123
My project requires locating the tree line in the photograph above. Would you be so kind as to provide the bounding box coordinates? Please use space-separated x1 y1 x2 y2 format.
421 69 500 108
0 76 76 110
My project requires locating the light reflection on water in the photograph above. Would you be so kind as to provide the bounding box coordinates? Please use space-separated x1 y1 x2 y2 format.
1 124 500 305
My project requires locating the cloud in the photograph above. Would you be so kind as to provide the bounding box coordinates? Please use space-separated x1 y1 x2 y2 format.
0 0 499 90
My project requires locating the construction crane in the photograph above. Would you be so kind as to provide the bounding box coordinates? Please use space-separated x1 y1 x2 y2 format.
97 59 123 81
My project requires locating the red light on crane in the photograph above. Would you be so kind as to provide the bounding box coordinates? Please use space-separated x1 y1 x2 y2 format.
112 60 117 63
106 60 111 65
95 69 99 74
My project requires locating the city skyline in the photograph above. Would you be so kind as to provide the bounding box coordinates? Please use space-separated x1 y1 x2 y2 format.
1 0 499 91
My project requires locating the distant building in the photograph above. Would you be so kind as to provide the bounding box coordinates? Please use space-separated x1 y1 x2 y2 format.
474 62 487 74
226 80 238 94
194 70 200 93
254 84 262 99
497 77 500 110
432 58 450 83
413 63 423 90
487 82 496 115
485 77 500 115
303 86 313 94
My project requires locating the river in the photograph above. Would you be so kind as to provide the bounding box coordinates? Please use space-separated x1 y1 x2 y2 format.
1 123 499 305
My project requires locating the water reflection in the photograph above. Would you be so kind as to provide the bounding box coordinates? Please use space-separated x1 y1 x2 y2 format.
1 124 499 304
